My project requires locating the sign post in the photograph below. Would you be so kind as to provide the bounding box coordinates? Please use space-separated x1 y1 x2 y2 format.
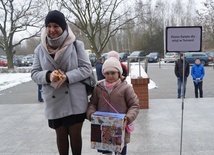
166 26 202 52
165 26 202 155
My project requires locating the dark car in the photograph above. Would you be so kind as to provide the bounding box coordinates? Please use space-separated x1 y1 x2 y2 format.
146 52 160 62
184 52 209 66
128 50 147 62
89 53 97 66
21 56 34 66
13 56 24 67
119 52 130 62
101 53 109 60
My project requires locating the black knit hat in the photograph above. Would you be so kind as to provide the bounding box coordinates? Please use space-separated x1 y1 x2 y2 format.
45 10 66 31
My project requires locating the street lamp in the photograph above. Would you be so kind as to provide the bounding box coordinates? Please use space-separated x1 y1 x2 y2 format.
163 14 166 56
155 5 166 57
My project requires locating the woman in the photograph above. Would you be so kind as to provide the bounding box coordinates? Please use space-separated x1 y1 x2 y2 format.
31 10 92 155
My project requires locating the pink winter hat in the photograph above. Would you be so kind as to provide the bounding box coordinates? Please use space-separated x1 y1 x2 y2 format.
108 51 119 59
102 57 123 75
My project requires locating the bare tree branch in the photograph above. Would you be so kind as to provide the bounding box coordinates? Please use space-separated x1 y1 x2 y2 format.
59 0 137 57
0 0 45 68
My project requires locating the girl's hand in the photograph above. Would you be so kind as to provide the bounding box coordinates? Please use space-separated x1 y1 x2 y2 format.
123 116 128 130
88 112 94 121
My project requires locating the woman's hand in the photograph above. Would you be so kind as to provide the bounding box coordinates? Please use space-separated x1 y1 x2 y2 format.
50 70 60 82
50 69 67 89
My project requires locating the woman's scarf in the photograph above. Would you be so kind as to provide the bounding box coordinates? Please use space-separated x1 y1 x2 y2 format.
46 30 68 49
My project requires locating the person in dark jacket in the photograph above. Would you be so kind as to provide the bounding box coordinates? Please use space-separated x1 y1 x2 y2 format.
191 58 205 98
37 84 43 102
174 53 190 98
95 57 105 80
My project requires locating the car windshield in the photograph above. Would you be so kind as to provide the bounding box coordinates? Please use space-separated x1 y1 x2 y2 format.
130 51 140 56
165 53 176 56
149 53 157 56
101 53 108 59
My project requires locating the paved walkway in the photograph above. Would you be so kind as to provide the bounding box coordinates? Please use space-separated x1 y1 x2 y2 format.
0 81 214 155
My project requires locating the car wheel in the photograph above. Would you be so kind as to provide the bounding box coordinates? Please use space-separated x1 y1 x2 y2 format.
201 60 206 66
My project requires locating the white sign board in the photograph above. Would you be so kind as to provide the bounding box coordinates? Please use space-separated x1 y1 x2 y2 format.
166 26 202 52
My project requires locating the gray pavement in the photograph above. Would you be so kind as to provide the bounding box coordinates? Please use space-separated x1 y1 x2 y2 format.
1 63 214 155
1 98 214 155
147 63 214 99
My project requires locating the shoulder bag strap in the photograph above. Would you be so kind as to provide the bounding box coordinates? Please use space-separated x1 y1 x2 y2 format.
102 90 119 113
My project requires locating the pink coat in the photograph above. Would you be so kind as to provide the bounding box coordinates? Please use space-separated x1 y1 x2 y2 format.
87 80 139 144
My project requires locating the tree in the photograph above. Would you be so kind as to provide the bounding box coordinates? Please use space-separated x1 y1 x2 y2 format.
20 37 41 55
185 0 196 26
0 0 44 69
130 0 164 54
196 0 214 50
59 0 138 57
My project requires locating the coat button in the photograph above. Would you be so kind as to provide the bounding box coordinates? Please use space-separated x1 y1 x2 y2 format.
52 95 55 98
65 91 68 94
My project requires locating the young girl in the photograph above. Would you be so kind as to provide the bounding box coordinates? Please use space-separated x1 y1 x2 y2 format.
87 57 139 155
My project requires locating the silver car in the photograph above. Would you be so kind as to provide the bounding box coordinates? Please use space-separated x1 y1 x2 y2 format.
164 52 179 63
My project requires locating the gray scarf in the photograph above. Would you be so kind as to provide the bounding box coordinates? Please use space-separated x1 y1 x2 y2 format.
46 30 68 49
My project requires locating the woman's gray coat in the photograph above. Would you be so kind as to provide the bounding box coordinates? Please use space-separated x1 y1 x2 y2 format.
31 40 92 120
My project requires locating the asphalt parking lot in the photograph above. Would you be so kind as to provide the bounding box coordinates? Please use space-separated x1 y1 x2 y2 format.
0 62 213 105
146 62 214 99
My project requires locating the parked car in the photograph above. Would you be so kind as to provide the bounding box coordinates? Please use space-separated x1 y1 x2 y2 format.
119 52 130 62
184 52 209 66
164 52 179 63
18 55 34 66
13 56 24 67
0 58 7 67
128 50 147 62
146 52 160 62
101 53 109 60
205 51 214 62
89 53 97 66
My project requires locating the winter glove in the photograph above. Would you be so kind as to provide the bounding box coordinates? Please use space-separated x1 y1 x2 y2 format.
196 78 200 82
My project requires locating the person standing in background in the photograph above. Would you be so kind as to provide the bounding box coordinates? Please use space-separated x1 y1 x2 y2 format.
174 53 190 98
31 10 92 155
191 58 205 98
38 84 43 102
95 57 105 81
